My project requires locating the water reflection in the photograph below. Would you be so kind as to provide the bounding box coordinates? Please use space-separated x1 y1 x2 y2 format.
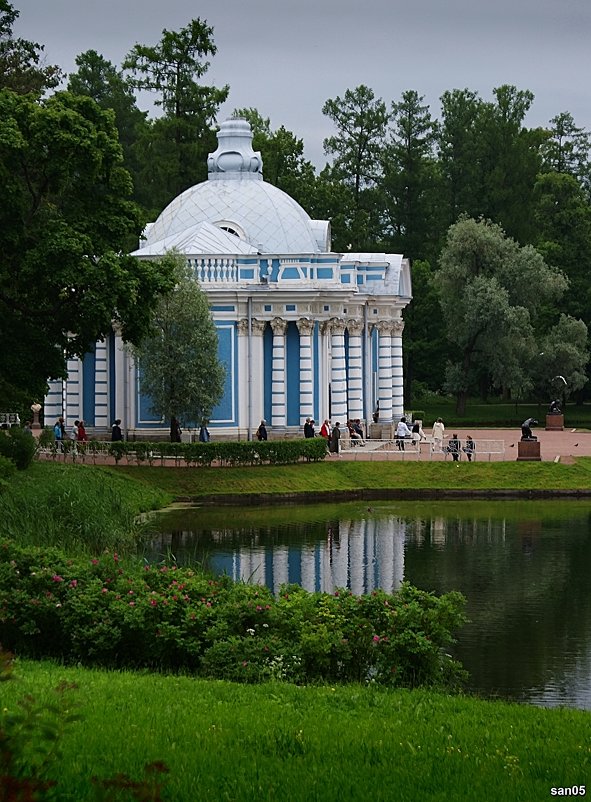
146 500 591 710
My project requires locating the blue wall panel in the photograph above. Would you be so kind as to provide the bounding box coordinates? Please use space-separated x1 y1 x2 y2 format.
211 324 235 424
82 347 96 426
263 325 273 424
286 322 300 426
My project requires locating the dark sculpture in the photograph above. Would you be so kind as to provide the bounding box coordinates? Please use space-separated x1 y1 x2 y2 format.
548 399 561 414
521 417 538 441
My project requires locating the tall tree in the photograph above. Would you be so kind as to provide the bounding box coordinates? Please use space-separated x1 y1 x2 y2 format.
541 112 591 195
123 19 229 209
322 85 388 250
0 0 61 94
437 88 483 226
434 217 568 414
67 50 148 205
382 90 442 261
0 89 175 407
131 254 225 429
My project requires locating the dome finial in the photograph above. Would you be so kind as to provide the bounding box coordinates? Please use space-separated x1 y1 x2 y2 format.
207 119 263 181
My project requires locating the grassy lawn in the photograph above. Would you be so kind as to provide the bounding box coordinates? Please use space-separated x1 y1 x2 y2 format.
5 660 590 802
414 398 591 428
111 458 591 500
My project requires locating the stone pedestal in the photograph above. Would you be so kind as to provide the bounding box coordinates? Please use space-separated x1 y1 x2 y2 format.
369 422 395 440
517 440 541 461
545 413 564 431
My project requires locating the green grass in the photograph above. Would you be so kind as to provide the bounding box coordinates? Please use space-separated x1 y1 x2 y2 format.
0 462 172 553
111 458 591 500
4 659 591 802
415 398 591 428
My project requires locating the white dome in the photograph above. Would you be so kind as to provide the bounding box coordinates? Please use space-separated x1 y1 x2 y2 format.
144 119 324 255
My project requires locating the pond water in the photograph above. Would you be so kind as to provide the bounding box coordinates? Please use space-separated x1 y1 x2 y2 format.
145 499 591 710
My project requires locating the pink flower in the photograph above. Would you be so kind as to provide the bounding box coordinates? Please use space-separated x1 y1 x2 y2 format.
373 635 380 643
101 588 108 594
113 553 120 562
129 601 135 606
51 575 63 582
69 580 78 588
91 559 99 565
144 565 150 571
149 599 157 607
128 590 134 595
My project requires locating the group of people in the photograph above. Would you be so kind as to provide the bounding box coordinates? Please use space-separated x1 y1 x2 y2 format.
53 417 88 445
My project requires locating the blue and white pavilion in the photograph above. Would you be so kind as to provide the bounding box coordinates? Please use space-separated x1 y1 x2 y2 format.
45 119 412 439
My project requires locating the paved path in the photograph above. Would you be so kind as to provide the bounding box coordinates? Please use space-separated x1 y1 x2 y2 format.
338 427 591 463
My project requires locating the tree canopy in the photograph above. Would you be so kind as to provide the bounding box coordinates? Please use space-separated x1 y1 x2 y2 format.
434 217 572 413
0 88 175 407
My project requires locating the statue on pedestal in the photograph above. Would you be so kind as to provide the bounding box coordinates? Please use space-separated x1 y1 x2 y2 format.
521 417 538 441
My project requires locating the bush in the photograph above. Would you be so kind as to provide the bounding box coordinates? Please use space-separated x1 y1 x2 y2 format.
0 454 16 487
0 542 468 689
0 428 37 470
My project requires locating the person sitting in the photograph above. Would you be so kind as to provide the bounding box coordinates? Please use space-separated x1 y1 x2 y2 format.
446 433 461 461
347 420 363 446
353 419 366 445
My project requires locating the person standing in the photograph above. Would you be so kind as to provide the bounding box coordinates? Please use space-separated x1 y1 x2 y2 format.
320 419 331 440
77 420 88 442
447 433 461 461
111 419 123 441
463 435 475 462
53 417 64 450
411 420 425 450
395 416 412 451
329 421 341 455
432 418 445 451
303 418 315 438
170 417 182 443
256 420 268 441
199 421 210 442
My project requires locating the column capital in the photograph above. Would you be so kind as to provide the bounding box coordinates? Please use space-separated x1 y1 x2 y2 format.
375 320 394 335
328 317 346 335
296 317 315 336
270 316 288 336
346 318 363 337
236 318 249 336
392 319 405 336
252 318 267 336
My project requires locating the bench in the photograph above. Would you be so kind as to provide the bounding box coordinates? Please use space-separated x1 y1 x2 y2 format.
439 438 505 461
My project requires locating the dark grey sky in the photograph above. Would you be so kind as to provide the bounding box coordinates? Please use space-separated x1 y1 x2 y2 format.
14 0 591 166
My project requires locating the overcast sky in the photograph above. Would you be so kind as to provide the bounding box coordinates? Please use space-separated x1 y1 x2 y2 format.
14 0 591 167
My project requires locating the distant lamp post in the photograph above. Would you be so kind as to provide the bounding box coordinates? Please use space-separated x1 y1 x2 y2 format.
31 402 42 431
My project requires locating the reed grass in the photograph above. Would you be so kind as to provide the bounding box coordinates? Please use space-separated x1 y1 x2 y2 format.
5 659 591 802
0 462 172 553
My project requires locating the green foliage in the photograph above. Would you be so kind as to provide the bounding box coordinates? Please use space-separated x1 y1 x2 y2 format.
0 88 176 405
435 217 572 411
0 542 467 689
0 428 36 470
0 462 170 553
131 254 225 427
0 0 61 94
0 454 16 487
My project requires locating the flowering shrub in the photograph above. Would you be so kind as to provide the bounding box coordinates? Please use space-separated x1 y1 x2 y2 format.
0 541 467 689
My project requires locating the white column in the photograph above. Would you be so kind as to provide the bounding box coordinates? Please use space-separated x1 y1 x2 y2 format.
251 319 266 430
65 356 82 426
296 317 315 424
94 338 109 430
346 319 364 421
376 321 393 423
237 319 250 434
328 318 347 421
391 319 405 419
44 379 64 422
270 317 288 428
